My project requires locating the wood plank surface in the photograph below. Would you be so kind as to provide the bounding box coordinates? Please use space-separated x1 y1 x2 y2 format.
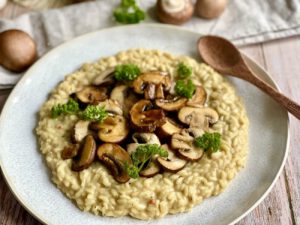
0 3 299 225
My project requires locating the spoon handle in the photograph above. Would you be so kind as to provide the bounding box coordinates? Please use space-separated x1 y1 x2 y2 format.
245 71 300 120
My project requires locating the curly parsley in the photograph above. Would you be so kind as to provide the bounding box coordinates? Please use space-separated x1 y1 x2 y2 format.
51 99 80 118
114 64 141 81
80 105 108 122
114 0 145 24
175 79 196 99
125 144 168 178
194 132 221 152
177 62 192 79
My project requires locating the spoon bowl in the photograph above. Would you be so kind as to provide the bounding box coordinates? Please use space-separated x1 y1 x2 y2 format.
198 35 300 120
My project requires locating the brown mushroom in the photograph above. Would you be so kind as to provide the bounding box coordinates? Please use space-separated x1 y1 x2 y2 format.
157 144 187 172
178 106 219 129
61 144 80 160
76 86 108 104
157 117 182 138
132 133 161 145
132 72 171 99
73 120 90 143
171 128 204 161
130 99 166 132
187 86 207 107
110 85 139 117
96 115 129 143
156 0 194 25
97 99 123 115
155 95 187 111
72 135 97 171
196 0 227 19
97 143 132 183
0 29 37 72
92 67 115 86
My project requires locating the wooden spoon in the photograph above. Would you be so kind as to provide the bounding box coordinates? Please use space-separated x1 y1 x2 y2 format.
198 35 300 120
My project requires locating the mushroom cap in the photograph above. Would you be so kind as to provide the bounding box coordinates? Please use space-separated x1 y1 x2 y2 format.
157 117 182 138
156 0 195 25
97 115 129 143
97 143 132 183
132 133 161 145
97 99 123 115
130 99 166 132
76 86 108 104
155 95 187 111
110 85 139 117
187 85 207 107
72 135 97 171
0 29 37 72
171 128 204 161
196 0 228 19
132 71 171 96
92 67 115 86
157 144 187 172
178 106 219 128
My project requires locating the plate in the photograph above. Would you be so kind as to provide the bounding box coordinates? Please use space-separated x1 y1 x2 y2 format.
0 24 289 225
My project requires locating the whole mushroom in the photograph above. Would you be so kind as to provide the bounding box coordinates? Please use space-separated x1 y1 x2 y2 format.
0 29 37 72
196 0 228 19
156 0 194 25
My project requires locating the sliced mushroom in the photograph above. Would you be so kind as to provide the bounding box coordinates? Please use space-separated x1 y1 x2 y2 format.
157 144 187 172
97 143 132 183
155 95 187 111
97 99 123 115
61 144 80 160
130 99 166 132
73 120 90 143
187 86 207 107
110 85 139 117
94 115 129 143
72 135 96 171
178 106 219 129
132 72 171 99
76 86 108 104
157 117 182 138
171 128 204 161
92 67 115 86
132 133 161 145
126 143 161 178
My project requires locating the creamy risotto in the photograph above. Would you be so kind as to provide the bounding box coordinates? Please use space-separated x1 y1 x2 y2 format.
36 49 248 220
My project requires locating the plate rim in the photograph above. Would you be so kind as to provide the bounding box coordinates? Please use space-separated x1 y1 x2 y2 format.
0 23 290 225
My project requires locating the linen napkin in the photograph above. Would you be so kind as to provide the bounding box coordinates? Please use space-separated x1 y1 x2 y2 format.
1 0 300 89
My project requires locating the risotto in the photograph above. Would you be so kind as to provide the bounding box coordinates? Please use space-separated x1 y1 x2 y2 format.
36 49 249 220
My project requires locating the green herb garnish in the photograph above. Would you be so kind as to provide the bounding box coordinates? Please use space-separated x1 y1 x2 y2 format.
177 62 192 79
194 132 221 152
51 98 80 118
114 64 141 81
114 0 145 24
175 79 196 99
125 144 168 178
80 105 108 122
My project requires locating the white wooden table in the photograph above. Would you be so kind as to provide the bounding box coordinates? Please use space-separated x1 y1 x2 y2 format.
0 2 299 225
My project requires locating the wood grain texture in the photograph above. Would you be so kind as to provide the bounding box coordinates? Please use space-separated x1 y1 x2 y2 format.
0 3 299 225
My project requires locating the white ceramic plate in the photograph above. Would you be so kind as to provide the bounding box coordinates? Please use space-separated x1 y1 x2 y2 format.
0 24 289 225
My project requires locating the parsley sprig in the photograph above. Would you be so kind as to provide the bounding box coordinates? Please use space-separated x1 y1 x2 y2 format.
51 99 80 118
177 62 192 79
114 64 141 81
114 0 145 24
51 99 108 122
175 79 196 99
125 144 168 178
194 132 221 152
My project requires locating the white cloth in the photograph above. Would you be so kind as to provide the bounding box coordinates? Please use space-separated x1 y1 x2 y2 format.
1 0 300 89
